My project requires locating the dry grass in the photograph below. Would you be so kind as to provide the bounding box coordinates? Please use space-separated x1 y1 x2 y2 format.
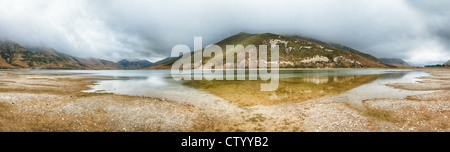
363 107 394 123
359 68 450 132
362 97 449 132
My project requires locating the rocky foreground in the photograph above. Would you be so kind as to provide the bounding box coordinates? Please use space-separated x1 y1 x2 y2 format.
0 68 448 132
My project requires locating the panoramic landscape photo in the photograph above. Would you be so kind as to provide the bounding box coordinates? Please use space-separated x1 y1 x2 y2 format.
0 0 449 132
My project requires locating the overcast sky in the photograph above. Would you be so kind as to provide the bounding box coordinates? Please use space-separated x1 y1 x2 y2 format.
0 0 449 65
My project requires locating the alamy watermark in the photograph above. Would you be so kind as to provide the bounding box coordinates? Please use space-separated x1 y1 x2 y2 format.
170 37 279 91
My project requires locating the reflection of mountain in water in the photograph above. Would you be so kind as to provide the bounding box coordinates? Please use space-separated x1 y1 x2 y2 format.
302 76 330 84
301 75 369 84
377 72 408 80
183 74 383 106
116 76 148 80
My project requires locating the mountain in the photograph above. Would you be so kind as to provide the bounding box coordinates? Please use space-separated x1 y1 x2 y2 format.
0 38 32 69
0 38 123 69
379 58 410 65
378 58 416 68
287 34 393 67
74 57 125 69
444 60 450 66
153 57 178 66
141 57 179 70
142 32 392 69
329 44 394 68
117 59 153 69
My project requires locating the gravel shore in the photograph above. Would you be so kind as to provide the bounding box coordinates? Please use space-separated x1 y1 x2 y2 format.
0 68 448 132
0 72 224 131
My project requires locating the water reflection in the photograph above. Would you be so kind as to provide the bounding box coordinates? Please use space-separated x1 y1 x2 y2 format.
327 71 433 110
377 72 408 79
183 74 383 106
38 69 429 107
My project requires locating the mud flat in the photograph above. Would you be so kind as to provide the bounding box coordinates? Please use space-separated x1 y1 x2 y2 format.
0 68 448 132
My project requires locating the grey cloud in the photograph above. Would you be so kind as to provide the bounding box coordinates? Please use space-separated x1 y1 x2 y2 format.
0 0 449 65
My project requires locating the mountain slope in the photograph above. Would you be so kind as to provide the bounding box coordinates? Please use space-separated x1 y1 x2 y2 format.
0 39 70 69
143 32 391 69
444 60 450 66
142 57 179 70
379 58 410 65
141 57 180 70
0 38 123 69
379 58 416 68
25 46 92 69
153 57 178 66
0 38 41 69
329 44 394 68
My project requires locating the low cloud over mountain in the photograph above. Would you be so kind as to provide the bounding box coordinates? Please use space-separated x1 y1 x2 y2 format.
0 0 449 65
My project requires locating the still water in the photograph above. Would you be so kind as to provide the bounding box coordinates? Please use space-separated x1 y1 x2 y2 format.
23 69 433 107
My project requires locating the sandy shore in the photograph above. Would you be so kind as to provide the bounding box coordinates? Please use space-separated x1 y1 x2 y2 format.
0 68 448 132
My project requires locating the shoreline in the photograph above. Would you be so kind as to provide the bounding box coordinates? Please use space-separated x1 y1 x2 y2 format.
0 68 448 132
3 67 448 71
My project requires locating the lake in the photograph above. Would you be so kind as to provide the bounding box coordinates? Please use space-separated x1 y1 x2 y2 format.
21 69 434 108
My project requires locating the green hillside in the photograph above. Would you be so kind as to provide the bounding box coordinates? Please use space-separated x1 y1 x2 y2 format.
0 38 123 69
144 32 392 69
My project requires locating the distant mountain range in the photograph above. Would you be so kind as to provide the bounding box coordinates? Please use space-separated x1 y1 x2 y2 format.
117 59 153 70
378 58 416 68
143 32 397 69
141 57 178 70
379 58 410 65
